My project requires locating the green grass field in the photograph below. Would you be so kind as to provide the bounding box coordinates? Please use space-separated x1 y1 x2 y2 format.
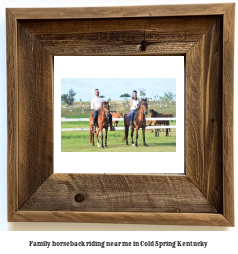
61 124 176 152
61 101 176 152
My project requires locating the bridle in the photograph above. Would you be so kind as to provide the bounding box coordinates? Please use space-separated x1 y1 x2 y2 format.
98 103 110 118
137 101 148 115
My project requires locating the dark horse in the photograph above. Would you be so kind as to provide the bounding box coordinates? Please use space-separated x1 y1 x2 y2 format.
147 109 173 137
89 101 110 148
122 98 148 147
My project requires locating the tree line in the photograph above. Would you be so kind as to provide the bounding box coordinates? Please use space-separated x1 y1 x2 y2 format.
61 88 175 107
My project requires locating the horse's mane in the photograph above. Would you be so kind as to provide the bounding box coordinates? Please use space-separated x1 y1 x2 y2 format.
100 101 109 112
149 109 157 117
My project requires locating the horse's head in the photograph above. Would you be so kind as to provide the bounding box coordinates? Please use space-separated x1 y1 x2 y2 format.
118 112 123 118
139 98 148 115
149 109 156 117
101 101 110 117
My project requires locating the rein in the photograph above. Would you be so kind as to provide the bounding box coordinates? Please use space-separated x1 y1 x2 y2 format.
98 106 109 118
137 102 147 115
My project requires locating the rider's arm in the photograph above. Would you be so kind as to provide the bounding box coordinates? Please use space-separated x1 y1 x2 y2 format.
130 98 133 108
91 99 94 110
91 98 99 110
91 99 97 110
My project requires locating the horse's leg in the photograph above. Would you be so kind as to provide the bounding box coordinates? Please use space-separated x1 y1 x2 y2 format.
105 128 108 148
165 124 168 137
125 126 129 146
131 128 134 146
143 127 148 147
100 128 104 148
135 127 139 147
96 129 100 147
92 128 95 146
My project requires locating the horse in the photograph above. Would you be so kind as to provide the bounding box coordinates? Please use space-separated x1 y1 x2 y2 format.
147 109 173 137
111 112 123 127
122 98 148 147
89 101 110 148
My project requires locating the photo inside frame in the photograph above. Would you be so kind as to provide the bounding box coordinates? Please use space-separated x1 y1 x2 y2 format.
54 56 184 174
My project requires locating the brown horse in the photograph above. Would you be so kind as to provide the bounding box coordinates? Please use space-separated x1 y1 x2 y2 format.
111 112 123 127
89 101 110 148
122 98 148 147
147 109 173 137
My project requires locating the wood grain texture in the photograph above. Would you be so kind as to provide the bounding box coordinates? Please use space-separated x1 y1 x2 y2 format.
11 211 232 226
222 4 235 226
6 9 18 221
20 16 218 34
19 17 218 56
18 23 54 208
8 3 233 19
20 174 217 213
186 18 223 212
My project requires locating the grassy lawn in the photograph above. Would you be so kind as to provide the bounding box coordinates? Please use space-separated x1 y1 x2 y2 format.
61 128 176 152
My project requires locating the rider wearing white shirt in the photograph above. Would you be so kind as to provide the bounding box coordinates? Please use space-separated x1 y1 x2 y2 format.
130 90 139 128
91 96 104 110
91 89 115 133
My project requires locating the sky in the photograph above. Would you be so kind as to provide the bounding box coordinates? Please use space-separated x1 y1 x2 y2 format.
61 78 176 102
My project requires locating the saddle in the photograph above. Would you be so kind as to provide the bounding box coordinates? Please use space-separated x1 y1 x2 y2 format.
125 110 138 120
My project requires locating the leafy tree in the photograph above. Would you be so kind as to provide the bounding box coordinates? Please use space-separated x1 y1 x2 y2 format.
99 95 105 98
139 88 146 97
120 93 131 104
61 89 77 106
120 93 130 99
159 96 165 102
164 92 174 102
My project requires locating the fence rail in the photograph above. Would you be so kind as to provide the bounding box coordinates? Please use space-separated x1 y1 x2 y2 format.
61 117 176 122
62 126 176 131
61 117 176 131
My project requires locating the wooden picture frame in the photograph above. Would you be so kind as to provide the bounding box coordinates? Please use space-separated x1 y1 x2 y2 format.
7 3 234 226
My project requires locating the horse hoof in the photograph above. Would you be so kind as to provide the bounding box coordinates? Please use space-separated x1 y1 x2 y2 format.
105 146 107 148
132 144 135 146
97 143 100 147
145 144 148 147
92 145 95 147
101 146 104 149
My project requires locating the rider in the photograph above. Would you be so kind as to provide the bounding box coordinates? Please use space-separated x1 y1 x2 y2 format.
91 89 115 133
130 90 139 129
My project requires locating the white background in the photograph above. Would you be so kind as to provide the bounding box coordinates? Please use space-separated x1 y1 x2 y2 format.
0 0 237 253
55 56 184 173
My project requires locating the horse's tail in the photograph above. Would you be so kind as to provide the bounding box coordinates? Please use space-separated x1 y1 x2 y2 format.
121 136 127 142
90 128 92 144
